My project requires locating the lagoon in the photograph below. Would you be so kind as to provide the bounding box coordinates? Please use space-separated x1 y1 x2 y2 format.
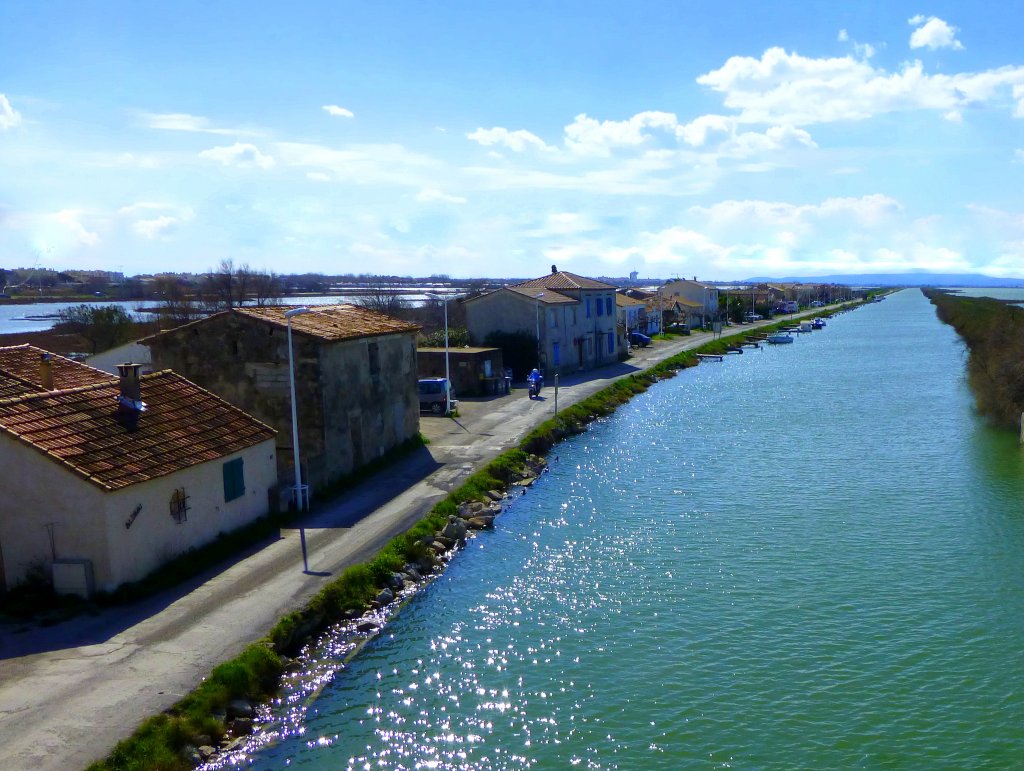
232 290 1024 769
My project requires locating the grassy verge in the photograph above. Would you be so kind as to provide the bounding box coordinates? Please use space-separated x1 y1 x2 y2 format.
87 304 860 770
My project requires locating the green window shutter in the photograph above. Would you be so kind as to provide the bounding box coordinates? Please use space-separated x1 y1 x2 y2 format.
223 458 245 502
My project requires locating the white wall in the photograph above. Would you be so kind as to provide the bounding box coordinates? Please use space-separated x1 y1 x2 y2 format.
0 435 277 593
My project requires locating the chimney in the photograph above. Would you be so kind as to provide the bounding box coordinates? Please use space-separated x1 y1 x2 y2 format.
693 276 697 281
551 264 557 274
39 353 54 390
117 363 143 403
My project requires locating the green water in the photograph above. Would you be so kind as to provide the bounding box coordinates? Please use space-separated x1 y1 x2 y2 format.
239 290 1024 769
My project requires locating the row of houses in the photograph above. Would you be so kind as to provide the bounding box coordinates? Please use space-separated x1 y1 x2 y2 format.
0 265 846 596
0 304 423 595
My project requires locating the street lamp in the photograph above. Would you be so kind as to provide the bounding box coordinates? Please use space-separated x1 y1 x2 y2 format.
424 293 452 416
533 292 545 368
285 306 312 511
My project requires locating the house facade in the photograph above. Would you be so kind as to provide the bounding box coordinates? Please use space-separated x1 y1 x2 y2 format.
616 293 646 336
0 349 276 594
660 278 719 325
463 267 620 376
144 304 420 494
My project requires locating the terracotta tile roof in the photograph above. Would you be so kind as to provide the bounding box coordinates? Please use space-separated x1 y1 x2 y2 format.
0 370 275 491
505 286 578 304
0 345 115 396
512 270 616 291
236 304 419 340
145 304 419 344
616 294 645 308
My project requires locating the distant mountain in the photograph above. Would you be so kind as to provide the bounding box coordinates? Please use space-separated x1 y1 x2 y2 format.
739 272 1024 287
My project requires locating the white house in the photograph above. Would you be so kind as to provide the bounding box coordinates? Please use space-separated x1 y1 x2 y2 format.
0 346 276 595
660 278 719 325
464 266 620 376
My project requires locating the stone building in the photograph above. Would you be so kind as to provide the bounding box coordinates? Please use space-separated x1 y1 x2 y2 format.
0 346 276 594
463 266 620 376
144 304 420 495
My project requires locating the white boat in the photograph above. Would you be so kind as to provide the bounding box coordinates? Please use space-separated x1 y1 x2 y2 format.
766 332 794 344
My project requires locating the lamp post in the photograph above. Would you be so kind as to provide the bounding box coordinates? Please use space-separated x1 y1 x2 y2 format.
285 306 312 511
533 292 545 368
424 292 452 415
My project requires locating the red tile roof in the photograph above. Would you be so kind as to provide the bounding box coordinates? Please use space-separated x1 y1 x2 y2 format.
145 304 420 345
506 286 578 304
0 370 275 491
0 345 114 397
512 270 616 291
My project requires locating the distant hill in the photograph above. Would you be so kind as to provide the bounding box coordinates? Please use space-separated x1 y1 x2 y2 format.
740 273 1024 287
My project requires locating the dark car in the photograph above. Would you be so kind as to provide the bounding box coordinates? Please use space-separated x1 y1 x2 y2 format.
628 331 652 347
418 378 457 414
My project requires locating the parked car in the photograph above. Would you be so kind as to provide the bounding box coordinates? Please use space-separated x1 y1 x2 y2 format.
418 378 457 414
745 312 764 321
628 331 652 347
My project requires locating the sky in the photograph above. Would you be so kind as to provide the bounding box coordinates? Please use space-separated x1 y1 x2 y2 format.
2 1 1024 281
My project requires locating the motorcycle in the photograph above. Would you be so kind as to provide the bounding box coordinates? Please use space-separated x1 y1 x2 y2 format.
528 376 543 399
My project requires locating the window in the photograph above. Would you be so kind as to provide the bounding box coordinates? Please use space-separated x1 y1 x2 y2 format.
223 458 245 502
586 299 591 318
606 297 613 316
169 488 189 524
608 332 615 353
368 341 380 388
596 297 603 316
550 309 558 328
553 341 560 366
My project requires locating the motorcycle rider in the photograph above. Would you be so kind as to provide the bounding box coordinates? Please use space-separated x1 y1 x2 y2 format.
527 367 543 398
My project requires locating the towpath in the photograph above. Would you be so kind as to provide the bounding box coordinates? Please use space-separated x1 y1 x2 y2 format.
0 313 823 770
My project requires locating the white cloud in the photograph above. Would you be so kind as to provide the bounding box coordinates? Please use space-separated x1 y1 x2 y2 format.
1015 149 1024 163
838 29 849 42
141 112 255 136
199 142 275 169
909 16 964 51
52 209 100 247
564 111 683 156
323 104 354 118
133 216 182 239
0 94 21 130
466 126 556 153
306 171 331 182
416 188 467 204
690 194 902 229
274 141 440 186
697 47 1022 126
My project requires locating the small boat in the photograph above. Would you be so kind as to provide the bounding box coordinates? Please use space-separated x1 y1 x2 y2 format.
766 332 794 344
812 318 826 329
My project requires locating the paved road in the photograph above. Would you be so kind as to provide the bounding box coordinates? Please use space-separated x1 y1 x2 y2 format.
0 314 822 770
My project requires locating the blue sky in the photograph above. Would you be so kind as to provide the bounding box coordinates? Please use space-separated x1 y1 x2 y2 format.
2 1 1023 280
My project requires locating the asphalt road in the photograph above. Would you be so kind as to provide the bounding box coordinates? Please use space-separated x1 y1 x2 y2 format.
0 314 822 770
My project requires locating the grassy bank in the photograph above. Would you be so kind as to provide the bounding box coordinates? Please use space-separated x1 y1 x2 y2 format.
87 306 856 770
922 289 1024 429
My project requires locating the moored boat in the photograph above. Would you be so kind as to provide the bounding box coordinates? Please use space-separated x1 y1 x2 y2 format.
766 332 794 344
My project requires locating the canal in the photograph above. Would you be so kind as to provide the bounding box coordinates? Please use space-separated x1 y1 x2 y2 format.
235 289 1024 769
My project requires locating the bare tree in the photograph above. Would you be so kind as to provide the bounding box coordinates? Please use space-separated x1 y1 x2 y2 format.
250 269 283 306
353 280 410 317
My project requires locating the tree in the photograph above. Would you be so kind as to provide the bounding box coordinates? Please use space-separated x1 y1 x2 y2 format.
56 304 138 353
353 281 409 316
153 275 205 325
201 260 283 310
